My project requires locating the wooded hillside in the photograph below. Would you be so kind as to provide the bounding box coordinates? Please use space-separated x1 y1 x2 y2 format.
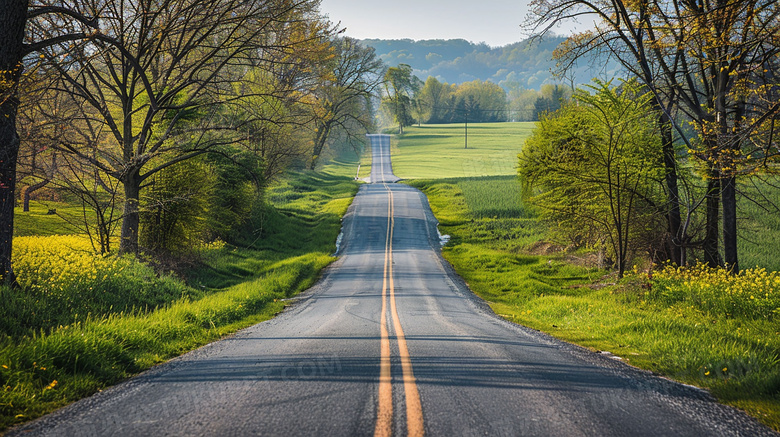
362 36 621 90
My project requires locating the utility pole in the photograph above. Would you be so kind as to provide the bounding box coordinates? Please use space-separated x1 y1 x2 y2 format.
464 117 468 149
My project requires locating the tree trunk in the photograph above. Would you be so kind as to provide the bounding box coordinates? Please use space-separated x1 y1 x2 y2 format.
119 171 142 255
310 123 330 170
22 179 49 212
721 176 738 272
0 1 29 286
703 177 721 268
659 112 684 265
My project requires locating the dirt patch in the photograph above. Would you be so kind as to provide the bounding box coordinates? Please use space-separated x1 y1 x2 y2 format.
525 240 565 255
564 251 603 269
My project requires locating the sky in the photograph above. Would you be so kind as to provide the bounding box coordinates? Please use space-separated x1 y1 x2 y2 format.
319 0 565 47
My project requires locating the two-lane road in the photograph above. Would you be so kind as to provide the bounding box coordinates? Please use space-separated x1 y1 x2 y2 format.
10 135 775 436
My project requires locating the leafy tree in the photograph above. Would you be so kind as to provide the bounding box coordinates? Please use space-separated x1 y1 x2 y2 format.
29 0 327 255
454 80 507 123
529 0 780 271
382 64 420 134
519 80 665 278
532 85 566 121
418 76 454 124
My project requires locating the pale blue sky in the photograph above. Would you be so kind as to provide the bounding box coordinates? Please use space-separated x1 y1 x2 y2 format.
319 0 561 47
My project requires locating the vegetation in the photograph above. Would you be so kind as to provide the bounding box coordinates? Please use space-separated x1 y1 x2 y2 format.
309 37 385 170
0 157 362 431
382 64 422 134
409 176 780 431
416 77 508 124
362 37 621 90
519 80 667 277
528 0 780 272
2 1 385 286
390 123 534 179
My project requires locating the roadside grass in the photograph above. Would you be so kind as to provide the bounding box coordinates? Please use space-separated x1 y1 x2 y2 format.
0 158 362 431
409 176 780 431
738 179 780 272
391 123 534 179
14 202 90 237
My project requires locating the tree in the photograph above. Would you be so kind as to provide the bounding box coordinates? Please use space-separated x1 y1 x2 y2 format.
382 64 420 134
529 0 780 271
1 1 101 284
454 80 508 123
418 76 454 124
532 84 566 121
30 0 326 255
519 80 665 278
309 37 384 170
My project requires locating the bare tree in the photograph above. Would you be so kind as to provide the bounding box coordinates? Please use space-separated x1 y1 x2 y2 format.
1 1 101 285
310 37 385 170
29 0 326 254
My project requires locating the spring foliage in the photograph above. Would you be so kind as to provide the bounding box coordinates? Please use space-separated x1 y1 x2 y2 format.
518 80 665 277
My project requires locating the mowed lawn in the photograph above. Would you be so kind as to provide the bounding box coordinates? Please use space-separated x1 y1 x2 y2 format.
391 123 534 179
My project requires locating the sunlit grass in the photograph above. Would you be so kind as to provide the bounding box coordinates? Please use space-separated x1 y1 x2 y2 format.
391 123 534 179
14 202 87 237
0 157 362 431
738 178 780 272
415 177 780 431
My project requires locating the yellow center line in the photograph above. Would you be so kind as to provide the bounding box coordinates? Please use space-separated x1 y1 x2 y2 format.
387 189 424 437
374 169 424 437
374 182 393 437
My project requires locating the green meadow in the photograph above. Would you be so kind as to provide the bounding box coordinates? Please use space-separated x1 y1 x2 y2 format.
401 122 780 431
389 122 534 179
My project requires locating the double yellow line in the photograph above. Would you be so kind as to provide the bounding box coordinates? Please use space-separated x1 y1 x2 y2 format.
374 185 424 437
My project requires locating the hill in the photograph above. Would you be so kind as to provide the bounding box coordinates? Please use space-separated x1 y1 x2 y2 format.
362 36 622 90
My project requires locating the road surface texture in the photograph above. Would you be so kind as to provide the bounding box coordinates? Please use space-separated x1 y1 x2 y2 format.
10 134 776 436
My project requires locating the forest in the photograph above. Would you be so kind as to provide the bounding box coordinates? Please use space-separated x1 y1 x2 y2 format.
363 36 621 90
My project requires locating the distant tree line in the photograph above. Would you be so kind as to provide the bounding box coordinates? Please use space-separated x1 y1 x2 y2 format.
381 68 574 131
416 77 508 124
363 37 621 90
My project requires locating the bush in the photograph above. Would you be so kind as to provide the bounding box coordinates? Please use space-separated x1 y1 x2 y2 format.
140 160 216 253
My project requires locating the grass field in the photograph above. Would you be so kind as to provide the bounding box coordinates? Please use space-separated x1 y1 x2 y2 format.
390 123 534 179
14 203 92 237
398 122 780 430
0 156 364 431
410 177 780 430
738 179 780 271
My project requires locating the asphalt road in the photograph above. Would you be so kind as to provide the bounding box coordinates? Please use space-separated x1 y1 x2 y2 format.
10 134 776 436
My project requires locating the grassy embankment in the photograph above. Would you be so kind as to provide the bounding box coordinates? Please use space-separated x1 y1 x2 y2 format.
0 155 367 431
395 122 780 431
